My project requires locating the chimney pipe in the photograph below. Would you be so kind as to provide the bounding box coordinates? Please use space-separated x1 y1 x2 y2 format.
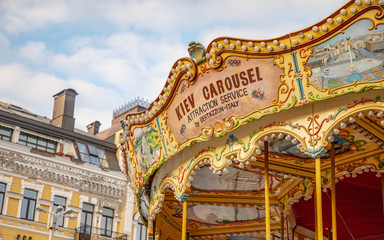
50 89 78 131
87 121 101 135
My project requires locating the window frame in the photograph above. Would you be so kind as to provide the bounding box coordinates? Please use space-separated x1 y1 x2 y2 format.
53 195 67 227
18 132 57 153
76 142 106 166
0 182 6 214
20 189 37 221
80 203 94 234
134 212 147 240
137 220 147 240
0 125 12 142
100 207 114 237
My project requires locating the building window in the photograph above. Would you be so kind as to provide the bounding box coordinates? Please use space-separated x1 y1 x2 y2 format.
134 212 147 240
53 196 66 227
0 183 6 214
100 207 113 237
18 132 57 153
20 189 37 220
80 203 94 235
0 125 12 142
77 143 106 166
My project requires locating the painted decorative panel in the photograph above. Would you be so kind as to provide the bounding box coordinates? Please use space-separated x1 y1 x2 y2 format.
116 1 384 220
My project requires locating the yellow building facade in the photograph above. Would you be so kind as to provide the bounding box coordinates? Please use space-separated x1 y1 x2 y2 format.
0 89 132 240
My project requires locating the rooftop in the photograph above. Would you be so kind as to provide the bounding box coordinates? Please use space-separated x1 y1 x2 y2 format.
113 97 150 119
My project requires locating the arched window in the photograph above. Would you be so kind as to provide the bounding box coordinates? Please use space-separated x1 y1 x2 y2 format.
133 212 147 240
16 235 21 240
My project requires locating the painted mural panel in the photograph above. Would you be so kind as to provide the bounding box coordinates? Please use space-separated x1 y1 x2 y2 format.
187 205 265 225
168 56 282 142
191 167 280 192
133 125 161 172
309 20 384 90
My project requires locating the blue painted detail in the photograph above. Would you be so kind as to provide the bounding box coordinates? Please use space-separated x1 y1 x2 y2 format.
120 119 127 137
296 77 306 100
161 138 168 156
155 117 162 134
346 72 363 83
155 117 168 156
330 107 348 121
188 41 206 65
180 194 189 202
291 51 300 73
305 146 326 158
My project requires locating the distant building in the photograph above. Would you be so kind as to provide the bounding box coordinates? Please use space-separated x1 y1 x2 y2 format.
306 53 331 69
365 37 384 52
100 98 151 240
0 89 130 240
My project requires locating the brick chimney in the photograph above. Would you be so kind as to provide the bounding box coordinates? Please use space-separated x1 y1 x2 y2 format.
87 121 101 135
50 89 78 131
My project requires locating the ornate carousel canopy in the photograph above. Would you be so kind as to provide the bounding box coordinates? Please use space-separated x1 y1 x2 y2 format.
118 1 384 239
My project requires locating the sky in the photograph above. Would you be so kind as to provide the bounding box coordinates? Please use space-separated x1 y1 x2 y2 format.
0 0 349 132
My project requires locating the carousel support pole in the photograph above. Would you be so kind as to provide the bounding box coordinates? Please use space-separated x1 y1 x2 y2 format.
314 189 318 236
182 200 187 240
265 140 271 240
148 220 154 240
315 157 323 240
331 142 337 240
280 210 285 240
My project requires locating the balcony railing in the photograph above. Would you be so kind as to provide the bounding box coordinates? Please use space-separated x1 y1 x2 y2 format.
74 226 128 240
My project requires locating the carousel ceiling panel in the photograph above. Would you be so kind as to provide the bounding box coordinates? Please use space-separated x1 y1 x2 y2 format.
317 121 382 161
191 167 281 192
263 138 311 159
187 205 265 225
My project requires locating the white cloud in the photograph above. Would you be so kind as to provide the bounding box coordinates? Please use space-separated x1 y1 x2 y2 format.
66 78 124 129
0 0 71 34
0 64 67 114
44 32 186 102
0 32 9 48
18 41 47 64
0 64 122 131
102 0 185 31
0 0 347 35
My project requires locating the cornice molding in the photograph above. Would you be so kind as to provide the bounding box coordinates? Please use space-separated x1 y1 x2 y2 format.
38 199 53 206
0 147 127 201
68 206 82 213
6 192 23 200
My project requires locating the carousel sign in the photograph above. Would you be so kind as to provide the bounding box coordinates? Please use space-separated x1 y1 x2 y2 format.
168 56 282 142
119 2 384 239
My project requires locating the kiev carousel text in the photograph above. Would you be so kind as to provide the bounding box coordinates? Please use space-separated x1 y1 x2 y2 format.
174 66 264 125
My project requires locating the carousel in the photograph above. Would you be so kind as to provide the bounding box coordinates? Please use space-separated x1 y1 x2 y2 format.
119 1 384 239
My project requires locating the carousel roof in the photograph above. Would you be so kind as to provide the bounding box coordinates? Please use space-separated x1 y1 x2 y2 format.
118 0 384 239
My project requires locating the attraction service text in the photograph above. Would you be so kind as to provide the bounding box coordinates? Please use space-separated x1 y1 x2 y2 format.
174 67 264 125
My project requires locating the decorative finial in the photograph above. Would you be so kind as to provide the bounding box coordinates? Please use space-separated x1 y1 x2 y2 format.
188 41 206 65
